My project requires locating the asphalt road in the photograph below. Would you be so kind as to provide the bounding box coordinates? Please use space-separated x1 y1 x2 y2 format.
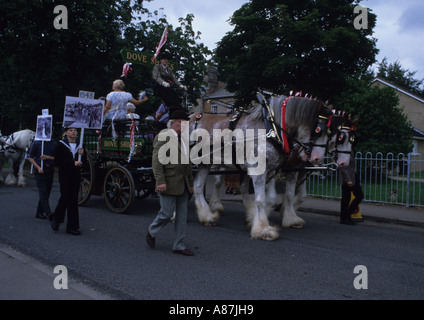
1 175 423 300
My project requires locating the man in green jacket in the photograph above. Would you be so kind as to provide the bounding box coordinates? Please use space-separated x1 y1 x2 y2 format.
146 109 195 256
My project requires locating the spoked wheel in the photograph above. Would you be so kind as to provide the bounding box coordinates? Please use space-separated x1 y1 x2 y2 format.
78 152 95 206
103 166 135 214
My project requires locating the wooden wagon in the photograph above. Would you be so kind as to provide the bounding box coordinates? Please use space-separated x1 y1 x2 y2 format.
78 119 166 213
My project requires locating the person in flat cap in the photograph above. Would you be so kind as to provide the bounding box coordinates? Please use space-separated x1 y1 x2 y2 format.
152 51 187 113
146 109 194 256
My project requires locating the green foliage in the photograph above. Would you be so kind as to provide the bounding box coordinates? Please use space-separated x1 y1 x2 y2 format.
377 58 424 97
333 75 412 155
0 0 210 134
214 0 378 105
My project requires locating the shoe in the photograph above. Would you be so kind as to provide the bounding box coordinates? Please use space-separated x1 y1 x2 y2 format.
340 218 356 225
51 218 59 231
66 229 81 235
172 249 194 256
36 212 48 219
146 229 155 248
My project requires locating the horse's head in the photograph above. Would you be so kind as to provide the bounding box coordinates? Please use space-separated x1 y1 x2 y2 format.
308 103 333 165
327 112 358 168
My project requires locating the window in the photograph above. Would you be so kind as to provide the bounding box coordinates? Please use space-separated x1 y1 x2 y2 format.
211 104 217 114
411 140 418 155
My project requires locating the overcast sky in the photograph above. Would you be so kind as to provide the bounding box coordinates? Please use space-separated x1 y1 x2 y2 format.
143 0 424 80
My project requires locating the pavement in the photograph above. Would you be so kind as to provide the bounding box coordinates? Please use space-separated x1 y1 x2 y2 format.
1 176 423 300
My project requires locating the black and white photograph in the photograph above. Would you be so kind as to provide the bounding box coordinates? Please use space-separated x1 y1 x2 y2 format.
63 96 104 129
35 115 52 141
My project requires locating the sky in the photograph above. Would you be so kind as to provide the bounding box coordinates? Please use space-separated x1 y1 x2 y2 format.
143 0 424 80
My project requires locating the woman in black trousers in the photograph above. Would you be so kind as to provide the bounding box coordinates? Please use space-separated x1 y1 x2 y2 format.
51 128 84 235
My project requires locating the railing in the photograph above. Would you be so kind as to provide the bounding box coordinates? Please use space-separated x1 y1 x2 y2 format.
307 152 424 208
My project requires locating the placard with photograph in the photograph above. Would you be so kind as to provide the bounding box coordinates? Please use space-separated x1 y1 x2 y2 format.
63 96 104 129
35 115 53 141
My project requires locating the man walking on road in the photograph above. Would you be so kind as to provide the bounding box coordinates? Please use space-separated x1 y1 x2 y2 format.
146 109 194 256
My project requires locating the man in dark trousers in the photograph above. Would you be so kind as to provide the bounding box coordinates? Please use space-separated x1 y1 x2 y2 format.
339 154 364 225
146 109 194 255
28 140 57 220
51 128 84 235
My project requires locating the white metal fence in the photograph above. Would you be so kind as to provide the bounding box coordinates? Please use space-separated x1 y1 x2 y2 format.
307 152 424 208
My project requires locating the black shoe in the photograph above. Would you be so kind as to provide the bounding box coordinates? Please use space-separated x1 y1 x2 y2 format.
146 229 155 248
36 212 48 220
66 229 81 235
340 218 356 225
172 249 194 256
51 218 60 231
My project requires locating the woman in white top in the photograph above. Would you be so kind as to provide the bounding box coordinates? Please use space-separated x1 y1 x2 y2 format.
103 79 148 120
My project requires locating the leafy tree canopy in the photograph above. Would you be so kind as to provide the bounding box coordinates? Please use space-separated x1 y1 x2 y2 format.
214 0 378 105
333 72 412 155
377 58 424 97
0 0 210 134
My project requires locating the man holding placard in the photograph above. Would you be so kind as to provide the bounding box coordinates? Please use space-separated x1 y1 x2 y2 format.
28 112 56 220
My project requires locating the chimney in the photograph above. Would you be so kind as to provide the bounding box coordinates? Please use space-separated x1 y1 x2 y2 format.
207 65 218 92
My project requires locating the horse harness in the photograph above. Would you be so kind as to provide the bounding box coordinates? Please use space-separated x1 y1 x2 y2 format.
257 91 319 158
0 132 35 157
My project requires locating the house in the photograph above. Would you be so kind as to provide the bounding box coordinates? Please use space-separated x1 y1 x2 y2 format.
200 66 236 115
371 77 424 156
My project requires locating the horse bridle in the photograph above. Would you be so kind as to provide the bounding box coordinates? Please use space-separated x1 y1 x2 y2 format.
333 125 357 157
306 114 332 155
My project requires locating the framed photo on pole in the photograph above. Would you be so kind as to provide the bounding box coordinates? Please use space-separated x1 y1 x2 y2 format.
63 96 104 129
35 115 53 141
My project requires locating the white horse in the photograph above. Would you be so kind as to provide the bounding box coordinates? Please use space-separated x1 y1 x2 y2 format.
208 106 335 230
270 112 359 227
0 129 35 187
206 110 358 231
190 94 332 240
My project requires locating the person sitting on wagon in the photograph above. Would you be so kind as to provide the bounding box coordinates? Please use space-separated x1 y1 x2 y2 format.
103 79 148 121
155 102 169 122
152 52 187 114
126 102 140 120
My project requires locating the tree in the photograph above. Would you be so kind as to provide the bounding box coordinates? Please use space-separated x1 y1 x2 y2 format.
214 0 378 105
377 58 424 97
333 73 412 155
123 12 211 115
0 0 210 134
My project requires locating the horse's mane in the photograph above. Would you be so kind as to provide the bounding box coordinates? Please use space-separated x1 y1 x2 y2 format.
248 95 323 130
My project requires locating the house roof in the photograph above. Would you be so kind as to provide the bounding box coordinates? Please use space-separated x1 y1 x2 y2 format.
412 126 424 139
372 77 424 104
203 85 235 100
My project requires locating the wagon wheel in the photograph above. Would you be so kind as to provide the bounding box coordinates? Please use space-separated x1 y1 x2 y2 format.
103 166 135 214
78 152 95 206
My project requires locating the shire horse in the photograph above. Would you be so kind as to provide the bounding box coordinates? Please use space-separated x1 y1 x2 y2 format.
0 129 35 187
189 93 332 240
268 111 359 227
